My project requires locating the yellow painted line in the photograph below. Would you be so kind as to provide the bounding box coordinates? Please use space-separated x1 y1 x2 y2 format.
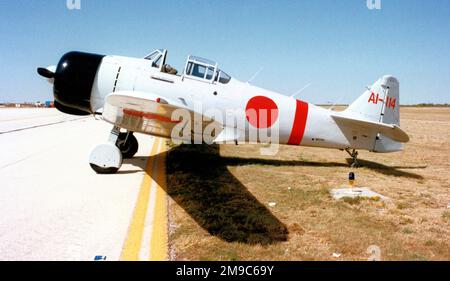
120 138 161 261
149 140 168 261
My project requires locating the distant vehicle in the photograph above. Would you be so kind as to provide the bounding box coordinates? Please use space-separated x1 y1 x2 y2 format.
38 49 409 173
45 101 54 108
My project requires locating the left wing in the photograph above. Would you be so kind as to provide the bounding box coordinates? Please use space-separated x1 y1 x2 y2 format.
102 91 220 140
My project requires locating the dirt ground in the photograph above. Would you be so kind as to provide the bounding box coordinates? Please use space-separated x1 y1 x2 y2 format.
166 107 450 261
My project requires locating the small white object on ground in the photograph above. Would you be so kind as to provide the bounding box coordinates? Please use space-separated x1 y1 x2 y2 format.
268 202 277 207
330 187 387 201
332 252 342 258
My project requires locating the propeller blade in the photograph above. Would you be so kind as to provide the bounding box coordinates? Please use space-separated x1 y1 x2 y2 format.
37 67 55 79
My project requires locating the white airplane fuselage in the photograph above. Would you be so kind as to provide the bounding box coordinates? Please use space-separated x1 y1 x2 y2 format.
91 55 376 151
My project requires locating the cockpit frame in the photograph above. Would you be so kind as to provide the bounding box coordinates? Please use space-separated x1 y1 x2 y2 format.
144 49 167 72
144 49 231 84
183 55 218 83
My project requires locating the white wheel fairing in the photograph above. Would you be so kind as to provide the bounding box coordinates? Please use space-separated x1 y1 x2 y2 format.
89 143 123 173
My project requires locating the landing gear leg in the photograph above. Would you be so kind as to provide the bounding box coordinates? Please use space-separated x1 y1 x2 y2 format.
345 148 359 168
89 126 123 174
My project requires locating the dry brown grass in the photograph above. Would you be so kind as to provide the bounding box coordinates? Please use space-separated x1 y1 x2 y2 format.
166 107 450 261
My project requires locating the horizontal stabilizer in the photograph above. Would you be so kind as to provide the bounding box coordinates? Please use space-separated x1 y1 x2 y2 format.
331 114 409 143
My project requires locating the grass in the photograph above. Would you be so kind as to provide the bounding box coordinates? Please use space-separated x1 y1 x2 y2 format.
342 196 362 205
442 211 450 221
166 107 450 261
167 144 288 247
402 227 415 234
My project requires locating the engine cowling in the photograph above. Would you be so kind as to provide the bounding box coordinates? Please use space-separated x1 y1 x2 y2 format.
38 51 105 115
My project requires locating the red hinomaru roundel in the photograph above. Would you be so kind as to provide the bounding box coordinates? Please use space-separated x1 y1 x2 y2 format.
245 96 279 128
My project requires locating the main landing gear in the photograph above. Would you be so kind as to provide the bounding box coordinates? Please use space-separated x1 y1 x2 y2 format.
345 148 359 168
89 126 139 174
116 131 139 159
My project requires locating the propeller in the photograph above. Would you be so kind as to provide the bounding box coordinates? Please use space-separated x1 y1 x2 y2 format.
37 65 56 83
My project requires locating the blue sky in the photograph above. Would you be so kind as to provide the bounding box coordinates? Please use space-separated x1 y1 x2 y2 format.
0 0 449 104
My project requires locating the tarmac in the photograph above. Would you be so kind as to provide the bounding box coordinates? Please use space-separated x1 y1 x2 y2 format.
0 108 168 261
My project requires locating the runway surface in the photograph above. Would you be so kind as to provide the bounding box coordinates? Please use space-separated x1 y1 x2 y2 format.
0 108 168 261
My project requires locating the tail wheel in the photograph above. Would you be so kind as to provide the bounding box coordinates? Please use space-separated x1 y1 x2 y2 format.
116 132 139 159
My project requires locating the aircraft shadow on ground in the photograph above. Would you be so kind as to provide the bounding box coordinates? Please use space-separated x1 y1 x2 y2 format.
221 156 424 179
122 143 425 244
345 158 425 179
125 144 290 245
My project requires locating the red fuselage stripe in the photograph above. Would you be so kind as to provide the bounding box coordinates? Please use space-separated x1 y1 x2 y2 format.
287 100 309 145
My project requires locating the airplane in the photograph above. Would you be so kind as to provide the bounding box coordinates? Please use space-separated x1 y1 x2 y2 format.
37 49 409 174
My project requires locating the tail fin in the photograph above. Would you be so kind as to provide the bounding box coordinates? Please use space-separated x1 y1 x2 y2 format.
344 75 400 125
344 75 404 152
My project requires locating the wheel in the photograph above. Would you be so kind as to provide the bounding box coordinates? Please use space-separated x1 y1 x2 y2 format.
90 163 120 174
89 143 123 174
116 132 139 159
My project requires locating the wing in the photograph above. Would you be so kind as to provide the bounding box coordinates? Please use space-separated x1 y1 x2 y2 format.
212 126 241 143
331 114 409 143
102 91 220 140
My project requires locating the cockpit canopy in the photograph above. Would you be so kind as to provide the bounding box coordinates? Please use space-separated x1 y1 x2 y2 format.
144 49 231 84
184 56 231 84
